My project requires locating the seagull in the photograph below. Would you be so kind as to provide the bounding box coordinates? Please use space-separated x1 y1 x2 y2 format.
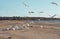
39 11 44 13
51 2 58 6
51 14 56 18
48 14 56 18
28 11 34 13
23 2 29 7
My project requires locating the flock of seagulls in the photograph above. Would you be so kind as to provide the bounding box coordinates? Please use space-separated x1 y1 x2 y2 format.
22 0 58 18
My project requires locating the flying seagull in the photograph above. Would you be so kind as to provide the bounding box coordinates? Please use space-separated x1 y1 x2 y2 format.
23 2 29 7
28 11 34 13
51 2 58 6
51 14 56 18
48 14 56 18
39 11 44 13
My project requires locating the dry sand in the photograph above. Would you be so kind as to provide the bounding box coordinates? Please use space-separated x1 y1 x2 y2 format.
0 20 60 39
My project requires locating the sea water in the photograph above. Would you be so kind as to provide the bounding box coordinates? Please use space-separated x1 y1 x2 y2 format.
30 20 60 23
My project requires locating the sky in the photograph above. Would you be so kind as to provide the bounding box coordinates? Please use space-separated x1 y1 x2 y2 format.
0 0 60 18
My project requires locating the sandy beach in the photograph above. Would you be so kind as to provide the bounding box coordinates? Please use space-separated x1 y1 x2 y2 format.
0 20 60 39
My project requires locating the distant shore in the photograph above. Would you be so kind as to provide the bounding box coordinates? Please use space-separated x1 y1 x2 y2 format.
0 17 60 20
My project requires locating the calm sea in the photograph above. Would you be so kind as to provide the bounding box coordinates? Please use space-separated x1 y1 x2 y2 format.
30 20 60 23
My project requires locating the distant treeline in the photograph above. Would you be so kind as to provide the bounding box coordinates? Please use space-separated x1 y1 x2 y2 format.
0 17 60 20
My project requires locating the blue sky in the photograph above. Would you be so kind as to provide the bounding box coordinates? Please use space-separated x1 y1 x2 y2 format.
0 0 60 18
